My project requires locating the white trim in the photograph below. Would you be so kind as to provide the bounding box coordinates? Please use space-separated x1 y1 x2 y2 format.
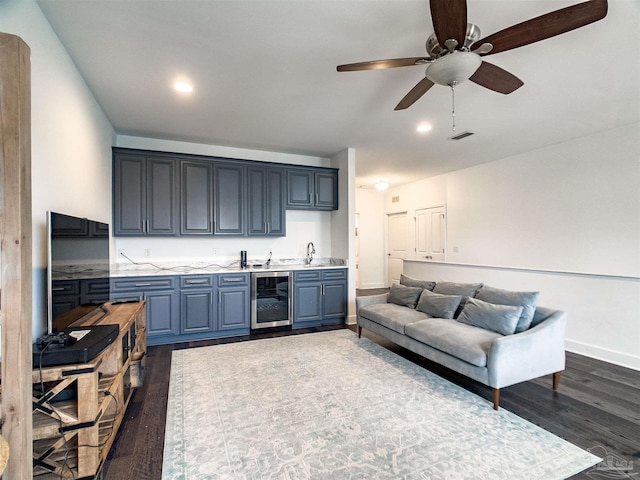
358 282 386 289
404 259 640 281
566 340 640 371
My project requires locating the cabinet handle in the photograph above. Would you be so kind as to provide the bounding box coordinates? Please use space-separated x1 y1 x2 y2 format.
223 278 243 282
187 280 207 285
52 287 66 291
321 284 325 296
218 291 222 303
315 193 319 204
135 283 152 287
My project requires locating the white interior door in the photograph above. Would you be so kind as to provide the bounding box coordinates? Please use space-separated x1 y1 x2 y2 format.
387 212 408 285
415 206 446 261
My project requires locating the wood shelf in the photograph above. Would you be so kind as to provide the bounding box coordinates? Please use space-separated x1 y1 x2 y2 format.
31 301 146 479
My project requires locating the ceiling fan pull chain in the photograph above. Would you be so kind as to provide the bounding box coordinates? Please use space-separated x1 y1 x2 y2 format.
450 81 457 131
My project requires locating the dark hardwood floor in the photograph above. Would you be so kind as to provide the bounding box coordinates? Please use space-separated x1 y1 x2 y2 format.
103 294 640 479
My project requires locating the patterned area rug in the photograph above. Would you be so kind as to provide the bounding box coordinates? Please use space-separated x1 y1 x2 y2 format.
162 330 599 479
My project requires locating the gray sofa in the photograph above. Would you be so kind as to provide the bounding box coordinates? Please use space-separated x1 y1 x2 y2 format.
356 276 566 410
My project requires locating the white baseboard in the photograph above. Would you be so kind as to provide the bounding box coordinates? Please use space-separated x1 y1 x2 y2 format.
565 339 640 371
357 282 386 290
345 314 357 325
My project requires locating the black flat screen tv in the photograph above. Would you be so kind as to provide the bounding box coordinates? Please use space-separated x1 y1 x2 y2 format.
47 211 111 333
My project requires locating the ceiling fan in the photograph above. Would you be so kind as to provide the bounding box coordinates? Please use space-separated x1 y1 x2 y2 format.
337 0 608 111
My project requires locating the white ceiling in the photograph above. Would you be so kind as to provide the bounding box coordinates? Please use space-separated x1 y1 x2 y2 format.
37 0 639 188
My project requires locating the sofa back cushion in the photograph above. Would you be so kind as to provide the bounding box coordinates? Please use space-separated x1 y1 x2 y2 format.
400 274 436 291
432 281 483 317
387 283 423 309
416 289 462 319
457 297 523 336
475 285 539 333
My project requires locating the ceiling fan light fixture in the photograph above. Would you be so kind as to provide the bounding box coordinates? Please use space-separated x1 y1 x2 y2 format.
425 51 482 86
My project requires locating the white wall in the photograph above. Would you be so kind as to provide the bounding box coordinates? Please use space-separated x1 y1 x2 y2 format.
330 148 357 323
113 135 336 266
1 0 115 338
386 123 640 369
355 188 386 289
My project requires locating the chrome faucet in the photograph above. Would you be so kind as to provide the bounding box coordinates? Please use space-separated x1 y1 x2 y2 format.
306 242 316 265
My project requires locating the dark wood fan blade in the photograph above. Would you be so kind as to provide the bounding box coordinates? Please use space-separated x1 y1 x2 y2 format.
394 77 435 110
430 0 468 48
337 57 432 72
469 61 523 94
471 0 607 55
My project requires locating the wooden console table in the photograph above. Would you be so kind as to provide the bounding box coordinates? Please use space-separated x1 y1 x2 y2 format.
31 301 146 479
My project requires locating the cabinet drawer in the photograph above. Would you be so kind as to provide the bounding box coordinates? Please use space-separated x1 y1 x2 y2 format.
217 273 249 287
180 275 214 289
322 269 346 281
82 278 110 294
111 276 176 292
293 270 321 282
51 280 79 295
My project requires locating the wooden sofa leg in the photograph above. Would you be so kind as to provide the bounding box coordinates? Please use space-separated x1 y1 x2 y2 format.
357 325 362 338
553 371 561 391
492 388 500 410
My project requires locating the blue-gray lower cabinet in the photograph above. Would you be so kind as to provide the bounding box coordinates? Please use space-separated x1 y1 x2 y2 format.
180 275 215 334
111 276 179 343
112 273 250 345
293 268 347 328
217 273 250 331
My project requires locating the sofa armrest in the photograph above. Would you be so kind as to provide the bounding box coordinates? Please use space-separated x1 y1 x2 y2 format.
487 309 567 388
356 294 388 324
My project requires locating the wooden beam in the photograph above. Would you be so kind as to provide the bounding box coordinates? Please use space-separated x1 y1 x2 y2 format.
0 32 33 480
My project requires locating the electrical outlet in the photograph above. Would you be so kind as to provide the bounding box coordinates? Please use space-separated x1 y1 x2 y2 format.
144 248 150 257
212 248 217 255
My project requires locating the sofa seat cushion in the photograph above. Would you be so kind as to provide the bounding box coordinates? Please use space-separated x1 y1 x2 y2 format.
405 318 502 367
359 303 429 334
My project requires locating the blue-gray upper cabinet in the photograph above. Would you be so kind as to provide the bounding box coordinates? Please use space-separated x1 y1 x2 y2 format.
286 167 338 211
180 160 213 235
214 163 245 235
113 152 178 236
247 166 286 236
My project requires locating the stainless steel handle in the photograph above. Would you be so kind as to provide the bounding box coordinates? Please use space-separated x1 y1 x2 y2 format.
135 283 152 287
52 287 66 291
223 278 243 282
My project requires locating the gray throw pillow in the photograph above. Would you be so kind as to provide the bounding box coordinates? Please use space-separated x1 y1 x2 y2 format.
416 289 462 319
400 274 436 291
475 285 539 333
433 281 483 317
387 283 423 309
457 298 523 336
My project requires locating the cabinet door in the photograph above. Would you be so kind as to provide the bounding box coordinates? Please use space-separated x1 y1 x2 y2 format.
181 160 213 234
293 283 322 322
147 157 178 235
144 290 179 337
218 287 249 330
322 281 347 319
286 169 313 208
214 163 245 235
181 290 214 333
315 171 338 210
247 166 267 235
113 154 146 235
266 168 286 236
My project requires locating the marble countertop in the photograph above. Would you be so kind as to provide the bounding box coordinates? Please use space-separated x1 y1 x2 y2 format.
110 258 347 278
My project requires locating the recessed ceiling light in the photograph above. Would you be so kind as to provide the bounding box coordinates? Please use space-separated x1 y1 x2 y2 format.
174 81 193 93
416 123 432 133
374 179 389 191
